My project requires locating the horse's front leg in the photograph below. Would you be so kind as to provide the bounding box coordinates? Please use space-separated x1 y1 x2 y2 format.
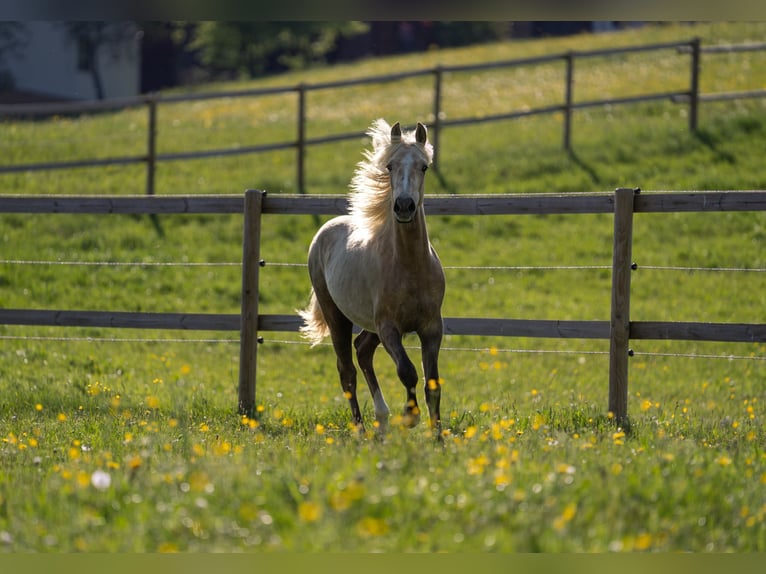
378 322 420 427
419 325 443 435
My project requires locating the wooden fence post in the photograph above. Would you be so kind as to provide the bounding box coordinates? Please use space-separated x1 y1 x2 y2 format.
431 66 443 171
296 84 307 194
238 189 265 417
688 37 701 132
608 187 638 425
146 96 157 196
563 51 575 151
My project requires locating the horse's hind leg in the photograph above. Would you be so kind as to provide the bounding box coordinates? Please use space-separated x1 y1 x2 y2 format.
329 317 364 431
312 283 364 430
378 322 420 427
354 330 390 431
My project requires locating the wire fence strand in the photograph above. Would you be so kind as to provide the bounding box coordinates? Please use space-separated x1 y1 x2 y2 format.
0 260 240 267
2 259 765 273
638 265 766 273
0 334 239 344
0 259 766 273
1 334 763 361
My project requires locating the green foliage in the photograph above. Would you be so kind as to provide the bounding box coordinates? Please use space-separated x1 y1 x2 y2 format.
189 22 369 79
1 22 766 552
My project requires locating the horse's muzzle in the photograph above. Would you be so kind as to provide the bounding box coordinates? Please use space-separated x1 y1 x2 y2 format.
394 197 417 222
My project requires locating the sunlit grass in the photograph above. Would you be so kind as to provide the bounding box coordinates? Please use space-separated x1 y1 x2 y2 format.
2 350 764 551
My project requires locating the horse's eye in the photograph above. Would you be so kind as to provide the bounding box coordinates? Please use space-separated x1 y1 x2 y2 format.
421 165 428 172
386 163 392 172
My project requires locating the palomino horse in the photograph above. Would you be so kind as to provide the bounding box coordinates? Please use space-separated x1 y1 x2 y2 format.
298 119 445 434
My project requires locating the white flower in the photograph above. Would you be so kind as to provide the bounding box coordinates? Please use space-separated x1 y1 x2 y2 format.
90 470 112 491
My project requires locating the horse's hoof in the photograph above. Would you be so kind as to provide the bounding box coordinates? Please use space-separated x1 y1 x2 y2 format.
374 416 389 434
401 410 420 428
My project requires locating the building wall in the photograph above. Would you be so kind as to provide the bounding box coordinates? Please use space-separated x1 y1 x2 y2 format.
5 21 140 101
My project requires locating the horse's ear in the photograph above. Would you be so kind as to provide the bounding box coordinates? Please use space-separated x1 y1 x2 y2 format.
390 122 402 143
416 122 428 144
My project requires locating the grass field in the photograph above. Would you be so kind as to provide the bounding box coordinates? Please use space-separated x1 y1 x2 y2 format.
1 22 765 552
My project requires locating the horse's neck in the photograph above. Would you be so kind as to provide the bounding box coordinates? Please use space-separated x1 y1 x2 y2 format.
391 209 432 260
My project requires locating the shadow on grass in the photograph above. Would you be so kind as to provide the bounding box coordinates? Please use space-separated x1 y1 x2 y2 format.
567 150 602 187
694 128 737 165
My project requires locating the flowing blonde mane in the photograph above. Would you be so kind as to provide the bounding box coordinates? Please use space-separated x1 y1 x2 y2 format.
348 119 433 241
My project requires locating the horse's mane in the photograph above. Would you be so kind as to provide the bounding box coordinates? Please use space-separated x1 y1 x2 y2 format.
348 119 433 241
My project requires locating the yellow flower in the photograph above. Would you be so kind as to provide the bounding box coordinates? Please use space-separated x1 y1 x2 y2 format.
494 471 511 488
145 395 160 410
213 441 232 456
298 501 322 522
553 502 577 531
328 480 365 511
716 454 732 466
315 424 325 435
634 532 653 551
187 470 211 492
357 517 389 537
57 413 67 422
329 491 351 512
640 399 653 412
35 403 43 412
467 454 490 475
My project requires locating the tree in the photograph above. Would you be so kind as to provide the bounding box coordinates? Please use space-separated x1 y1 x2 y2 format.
59 22 138 100
189 22 369 80
0 22 29 89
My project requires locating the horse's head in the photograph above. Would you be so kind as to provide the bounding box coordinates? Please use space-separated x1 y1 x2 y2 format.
386 121 431 224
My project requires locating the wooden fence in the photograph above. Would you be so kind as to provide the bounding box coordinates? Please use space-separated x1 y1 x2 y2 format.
2 38 766 194
1 189 765 424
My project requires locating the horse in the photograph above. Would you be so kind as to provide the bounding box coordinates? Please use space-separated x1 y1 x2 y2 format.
298 118 445 435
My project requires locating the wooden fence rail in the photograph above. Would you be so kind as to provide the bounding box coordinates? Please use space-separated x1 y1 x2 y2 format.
1 189 765 423
2 38 766 194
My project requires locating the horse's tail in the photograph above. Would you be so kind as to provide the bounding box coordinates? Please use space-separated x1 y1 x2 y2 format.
297 289 330 347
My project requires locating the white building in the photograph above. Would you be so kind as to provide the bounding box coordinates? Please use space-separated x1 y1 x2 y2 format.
2 21 140 101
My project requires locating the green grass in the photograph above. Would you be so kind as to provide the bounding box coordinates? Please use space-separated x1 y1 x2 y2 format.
1 22 766 552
